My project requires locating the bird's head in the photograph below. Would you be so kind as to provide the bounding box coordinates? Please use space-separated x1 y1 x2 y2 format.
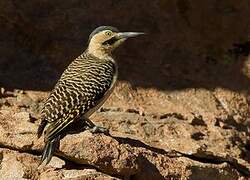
87 26 144 58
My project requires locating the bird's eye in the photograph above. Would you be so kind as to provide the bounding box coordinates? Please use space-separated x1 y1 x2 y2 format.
105 31 112 36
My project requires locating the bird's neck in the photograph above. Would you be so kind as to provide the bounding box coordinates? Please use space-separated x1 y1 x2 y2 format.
87 44 112 60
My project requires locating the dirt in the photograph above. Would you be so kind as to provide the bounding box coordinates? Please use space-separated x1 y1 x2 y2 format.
0 0 250 179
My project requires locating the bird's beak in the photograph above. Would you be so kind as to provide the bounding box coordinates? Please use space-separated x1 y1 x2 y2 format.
116 32 145 39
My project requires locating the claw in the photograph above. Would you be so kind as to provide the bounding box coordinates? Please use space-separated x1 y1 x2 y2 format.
90 126 110 135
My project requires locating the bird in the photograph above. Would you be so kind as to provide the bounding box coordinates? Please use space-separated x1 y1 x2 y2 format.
37 26 144 165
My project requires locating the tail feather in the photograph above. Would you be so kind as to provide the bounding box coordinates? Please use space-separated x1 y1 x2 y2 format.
40 135 60 165
45 115 76 142
37 120 47 138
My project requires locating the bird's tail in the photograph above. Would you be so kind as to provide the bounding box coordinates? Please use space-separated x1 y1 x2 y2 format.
40 135 60 165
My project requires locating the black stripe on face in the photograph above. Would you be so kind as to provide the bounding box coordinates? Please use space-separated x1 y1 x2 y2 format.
102 36 118 45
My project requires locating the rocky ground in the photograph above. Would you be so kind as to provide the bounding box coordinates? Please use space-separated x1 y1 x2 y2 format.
0 83 249 179
0 0 250 179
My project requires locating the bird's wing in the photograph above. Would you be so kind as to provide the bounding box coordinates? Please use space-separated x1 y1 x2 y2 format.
41 61 116 141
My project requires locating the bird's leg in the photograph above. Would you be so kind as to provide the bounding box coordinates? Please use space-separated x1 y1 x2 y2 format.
84 118 110 135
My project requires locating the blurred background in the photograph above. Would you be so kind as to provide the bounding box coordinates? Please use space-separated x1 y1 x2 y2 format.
0 0 250 92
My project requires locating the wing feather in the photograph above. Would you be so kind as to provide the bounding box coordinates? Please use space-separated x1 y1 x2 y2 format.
39 57 117 141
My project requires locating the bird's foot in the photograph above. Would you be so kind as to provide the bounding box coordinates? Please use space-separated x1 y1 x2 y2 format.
89 126 110 135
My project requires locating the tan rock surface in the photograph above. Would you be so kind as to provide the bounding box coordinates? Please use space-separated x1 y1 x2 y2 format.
0 98 249 179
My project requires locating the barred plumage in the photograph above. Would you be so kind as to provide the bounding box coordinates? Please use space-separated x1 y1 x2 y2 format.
37 26 143 165
40 53 117 139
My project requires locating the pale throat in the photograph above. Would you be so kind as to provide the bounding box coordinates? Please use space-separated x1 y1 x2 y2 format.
87 42 112 59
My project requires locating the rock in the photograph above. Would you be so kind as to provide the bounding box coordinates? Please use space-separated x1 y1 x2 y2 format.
92 110 250 176
0 105 249 178
57 132 245 179
182 160 242 180
13 112 31 122
38 167 120 180
60 132 139 176
0 148 120 180
0 148 40 179
0 110 40 151
46 156 65 169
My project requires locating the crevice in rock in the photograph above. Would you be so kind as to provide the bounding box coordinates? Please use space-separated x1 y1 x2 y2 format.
0 143 41 156
176 151 250 177
112 136 181 157
0 145 123 179
190 115 207 126
99 107 188 121
159 113 186 120
0 136 249 177
99 107 145 116
0 151 3 165
56 152 124 179
99 107 123 113
191 132 205 140
58 136 250 178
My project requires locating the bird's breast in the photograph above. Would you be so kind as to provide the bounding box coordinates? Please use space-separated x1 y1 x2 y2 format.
83 58 118 117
